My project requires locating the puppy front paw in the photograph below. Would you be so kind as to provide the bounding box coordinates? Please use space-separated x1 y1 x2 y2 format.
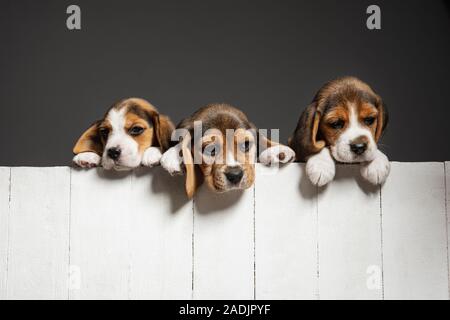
141 147 162 167
161 146 184 175
360 151 390 185
306 149 335 187
259 145 296 166
73 152 101 168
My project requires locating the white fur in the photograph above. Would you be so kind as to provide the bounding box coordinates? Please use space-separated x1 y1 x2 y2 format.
360 150 390 185
306 148 335 187
73 152 101 168
101 108 141 171
141 147 162 167
330 106 377 163
259 145 295 166
226 149 238 166
161 144 183 175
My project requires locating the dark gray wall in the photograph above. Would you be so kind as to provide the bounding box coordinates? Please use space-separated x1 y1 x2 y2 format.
0 0 449 166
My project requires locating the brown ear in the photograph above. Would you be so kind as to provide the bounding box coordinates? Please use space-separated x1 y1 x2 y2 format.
152 113 175 152
73 121 103 155
288 103 326 161
375 97 389 142
248 123 276 154
257 131 277 152
180 135 198 199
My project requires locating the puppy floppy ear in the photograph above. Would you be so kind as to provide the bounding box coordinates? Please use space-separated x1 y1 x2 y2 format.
375 97 389 142
180 134 199 199
289 103 326 161
151 113 175 152
73 121 103 155
256 130 277 152
248 123 276 153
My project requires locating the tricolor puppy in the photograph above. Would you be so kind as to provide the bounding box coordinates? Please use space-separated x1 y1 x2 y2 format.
289 77 390 186
73 98 174 171
161 103 295 198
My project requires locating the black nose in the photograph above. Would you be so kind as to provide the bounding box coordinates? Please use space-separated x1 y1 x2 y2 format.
107 147 121 160
225 167 244 184
350 143 367 155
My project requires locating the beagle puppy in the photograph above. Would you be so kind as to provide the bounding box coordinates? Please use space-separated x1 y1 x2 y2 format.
160 103 295 198
73 98 174 171
289 77 390 186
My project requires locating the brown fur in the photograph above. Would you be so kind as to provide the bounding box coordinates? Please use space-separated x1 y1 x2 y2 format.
73 98 175 156
176 103 282 198
289 77 388 161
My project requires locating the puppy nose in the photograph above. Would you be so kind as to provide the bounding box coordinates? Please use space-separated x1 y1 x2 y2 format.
350 143 367 155
107 147 121 160
225 166 244 184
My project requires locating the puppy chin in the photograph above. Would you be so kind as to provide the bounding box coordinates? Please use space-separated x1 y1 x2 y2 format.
208 174 251 193
330 144 378 163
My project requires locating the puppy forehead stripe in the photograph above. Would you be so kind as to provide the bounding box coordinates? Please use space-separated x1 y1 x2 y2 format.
348 105 359 128
107 108 126 132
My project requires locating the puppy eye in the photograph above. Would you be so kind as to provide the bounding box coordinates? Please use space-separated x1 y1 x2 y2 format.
129 126 145 136
329 120 345 130
239 140 252 153
99 128 109 139
203 144 220 157
364 117 376 126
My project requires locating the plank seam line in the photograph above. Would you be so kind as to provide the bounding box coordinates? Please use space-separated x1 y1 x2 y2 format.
315 185 320 300
444 162 449 299
67 168 72 300
253 184 256 300
191 197 195 300
379 184 385 300
127 174 133 300
5 168 12 298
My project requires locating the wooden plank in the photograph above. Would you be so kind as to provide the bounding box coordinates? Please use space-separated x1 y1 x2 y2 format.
318 165 382 300
69 168 133 300
7 167 70 299
128 167 192 299
0 168 10 299
382 162 448 300
255 164 318 299
193 183 254 300
446 161 450 299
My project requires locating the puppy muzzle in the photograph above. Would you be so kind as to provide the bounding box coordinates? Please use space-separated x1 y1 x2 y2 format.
213 165 252 192
331 133 378 163
224 166 244 185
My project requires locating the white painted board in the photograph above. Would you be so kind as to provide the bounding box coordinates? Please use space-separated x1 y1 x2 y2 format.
318 165 382 300
193 184 254 300
382 162 448 300
255 164 318 300
7 167 70 299
69 168 133 300
446 161 450 299
0 168 10 299
0 163 448 300
128 167 192 299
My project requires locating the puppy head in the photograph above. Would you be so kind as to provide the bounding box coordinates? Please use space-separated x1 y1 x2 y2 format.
177 104 257 196
73 98 174 170
289 77 388 163
194 126 257 193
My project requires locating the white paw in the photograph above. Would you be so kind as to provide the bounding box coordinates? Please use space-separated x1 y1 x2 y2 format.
141 147 162 167
306 148 335 187
73 152 101 168
160 145 184 175
259 145 296 166
360 151 390 185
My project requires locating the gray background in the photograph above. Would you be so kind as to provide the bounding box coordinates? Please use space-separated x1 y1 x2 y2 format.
0 0 449 166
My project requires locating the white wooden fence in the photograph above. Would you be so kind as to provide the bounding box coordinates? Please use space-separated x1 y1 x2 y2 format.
0 162 449 300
